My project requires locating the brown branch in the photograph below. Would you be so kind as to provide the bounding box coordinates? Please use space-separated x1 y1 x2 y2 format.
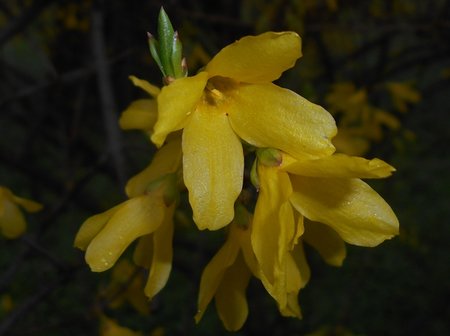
91 4 126 190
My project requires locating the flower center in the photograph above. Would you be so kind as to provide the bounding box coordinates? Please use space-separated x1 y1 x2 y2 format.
203 76 236 107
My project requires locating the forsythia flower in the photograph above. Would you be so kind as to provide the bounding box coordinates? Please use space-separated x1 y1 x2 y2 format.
0 186 42 239
251 150 399 312
74 134 182 299
151 32 337 231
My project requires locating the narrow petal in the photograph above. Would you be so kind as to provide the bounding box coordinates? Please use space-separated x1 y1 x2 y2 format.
152 72 208 147
0 201 26 239
126 135 182 198
292 241 310 289
195 237 240 323
85 194 166 272
304 220 346 266
206 32 301 83
183 105 243 230
133 234 153 268
215 253 251 331
290 176 399 247
74 204 123 250
280 293 302 318
145 205 175 299
228 83 336 159
129 75 160 97
119 99 157 131
252 166 292 285
12 196 42 213
282 153 395 179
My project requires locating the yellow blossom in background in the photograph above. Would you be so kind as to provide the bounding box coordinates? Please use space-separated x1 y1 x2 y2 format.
0 186 42 239
101 260 150 316
152 31 337 231
99 315 142 336
385 81 421 113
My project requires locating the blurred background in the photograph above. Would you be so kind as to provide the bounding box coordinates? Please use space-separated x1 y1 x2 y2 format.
1 0 449 335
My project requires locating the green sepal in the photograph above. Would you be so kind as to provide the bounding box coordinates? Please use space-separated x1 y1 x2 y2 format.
171 31 183 78
250 158 260 191
148 33 165 77
256 148 282 167
157 7 175 77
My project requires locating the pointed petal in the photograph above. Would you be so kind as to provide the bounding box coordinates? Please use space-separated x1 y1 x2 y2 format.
304 221 346 266
126 135 182 198
290 176 399 247
85 195 165 272
145 205 175 299
195 237 240 323
206 32 301 83
119 99 157 131
74 204 123 250
129 75 160 97
12 196 42 213
0 200 26 239
183 105 243 230
228 83 336 159
215 253 251 331
280 293 302 318
282 153 395 178
152 72 208 146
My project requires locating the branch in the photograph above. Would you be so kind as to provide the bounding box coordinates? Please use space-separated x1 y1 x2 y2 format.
91 4 126 190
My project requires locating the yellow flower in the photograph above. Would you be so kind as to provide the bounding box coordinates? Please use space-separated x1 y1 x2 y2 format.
152 32 337 231
195 208 258 331
74 135 182 300
0 186 42 239
251 151 399 313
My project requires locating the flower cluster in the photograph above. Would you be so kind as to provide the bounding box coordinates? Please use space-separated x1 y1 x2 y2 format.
75 19 399 331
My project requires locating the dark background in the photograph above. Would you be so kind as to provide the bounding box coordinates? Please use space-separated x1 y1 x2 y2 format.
1 0 449 335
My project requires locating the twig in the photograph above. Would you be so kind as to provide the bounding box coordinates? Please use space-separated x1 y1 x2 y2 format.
91 4 126 190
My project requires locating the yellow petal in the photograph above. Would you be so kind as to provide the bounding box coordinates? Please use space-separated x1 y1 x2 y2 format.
290 176 399 247
145 205 175 299
11 196 42 213
133 234 153 268
304 221 346 266
99 315 143 336
119 99 157 131
228 83 336 159
215 253 251 331
252 166 292 286
183 105 243 230
125 135 182 198
74 204 123 250
85 194 166 272
195 237 240 323
0 200 26 239
292 241 311 289
280 293 302 318
282 153 395 179
206 32 301 83
129 76 160 97
152 72 208 147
